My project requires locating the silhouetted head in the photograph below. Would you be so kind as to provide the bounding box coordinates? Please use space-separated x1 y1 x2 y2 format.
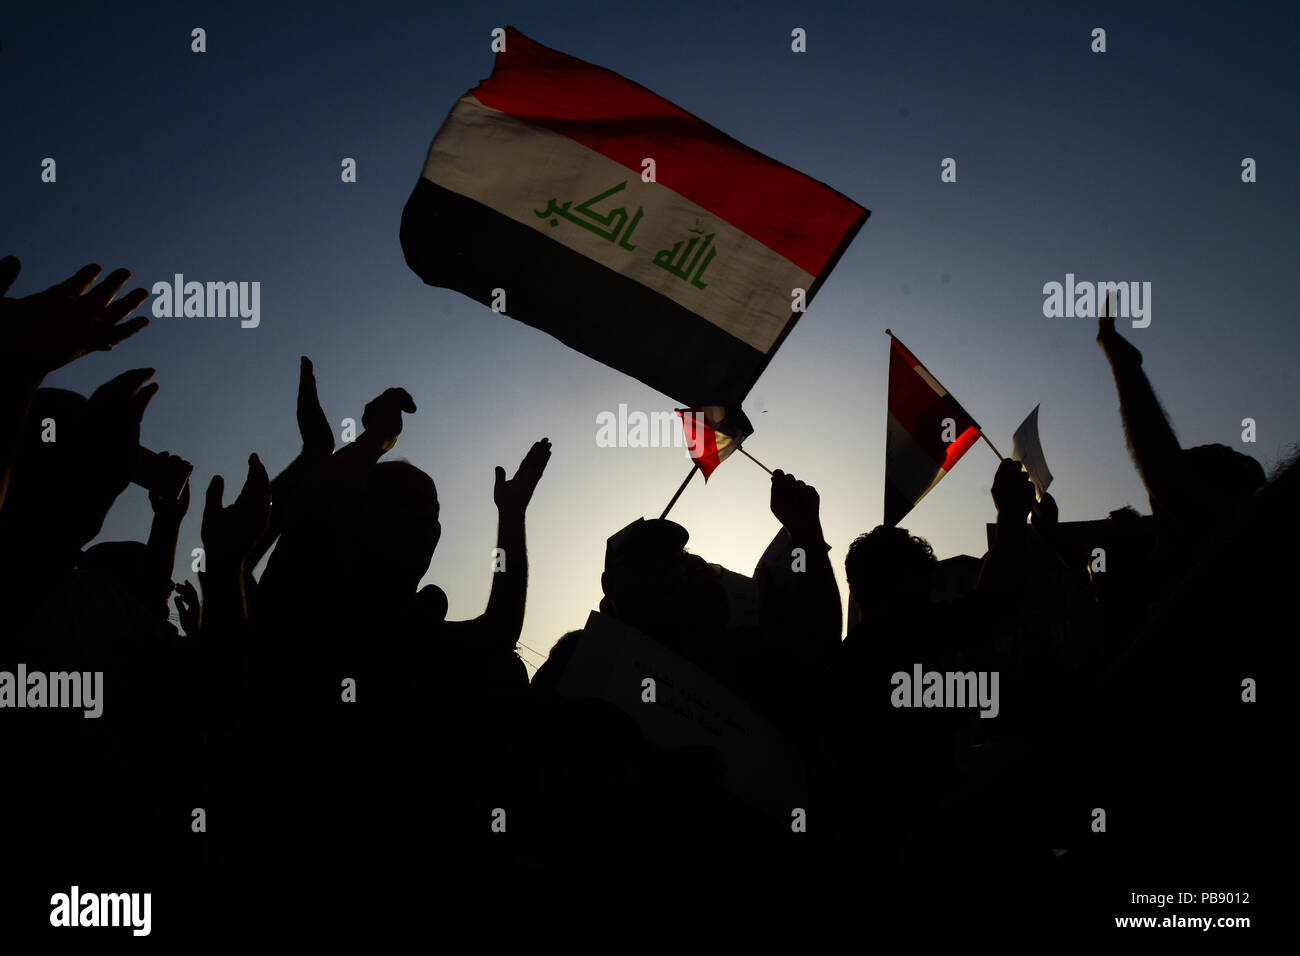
1182 444 1266 502
1150 444 1266 538
845 525 936 611
351 460 441 596
599 518 728 639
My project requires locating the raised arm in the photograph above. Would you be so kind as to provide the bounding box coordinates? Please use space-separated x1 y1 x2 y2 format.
252 385 416 619
446 438 551 653
1096 296 1185 515
977 458 1037 596
977 457 1079 610
200 454 271 631
0 258 149 510
758 469 842 670
245 356 337 574
323 387 417 497
200 454 271 632
146 452 193 609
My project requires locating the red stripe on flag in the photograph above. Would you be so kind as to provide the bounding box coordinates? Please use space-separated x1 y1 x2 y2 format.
888 340 977 459
471 28 867 278
883 333 983 527
678 409 722 479
890 336 926 373
943 426 981 472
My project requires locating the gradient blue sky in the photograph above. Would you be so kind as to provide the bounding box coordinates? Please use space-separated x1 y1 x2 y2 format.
4 2 1297 667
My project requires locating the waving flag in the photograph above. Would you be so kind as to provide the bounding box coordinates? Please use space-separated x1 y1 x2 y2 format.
400 26 868 410
884 332 982 527
677 407 752 480
1011 404 1053 499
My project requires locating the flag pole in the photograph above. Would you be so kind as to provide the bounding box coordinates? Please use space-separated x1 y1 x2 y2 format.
659 464 699 519
887 328 1004 461
737 446 774 475
979 432 1004 461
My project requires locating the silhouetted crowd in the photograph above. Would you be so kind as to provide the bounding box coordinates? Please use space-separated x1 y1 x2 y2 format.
0 257 1282 938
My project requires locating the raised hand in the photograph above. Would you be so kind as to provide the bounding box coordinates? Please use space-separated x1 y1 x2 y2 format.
991 458 1035 524
202 454 271 569
148 451 193 523
494 438 552 516
360 387 416 452
173 579 202 637
770 469 824 543
1097 289 1142 367
84 368 159 503
0 257 150 375
296 356 334 459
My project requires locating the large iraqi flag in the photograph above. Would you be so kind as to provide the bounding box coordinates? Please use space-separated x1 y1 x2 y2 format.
400 27 868 409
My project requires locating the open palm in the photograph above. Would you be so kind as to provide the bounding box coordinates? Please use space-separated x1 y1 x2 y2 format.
0 257 151 375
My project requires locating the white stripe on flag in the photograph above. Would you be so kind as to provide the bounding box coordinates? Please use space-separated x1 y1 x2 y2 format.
912 363 948 397
422 95 815 354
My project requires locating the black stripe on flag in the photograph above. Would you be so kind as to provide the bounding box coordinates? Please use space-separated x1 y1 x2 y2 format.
400 178 768 408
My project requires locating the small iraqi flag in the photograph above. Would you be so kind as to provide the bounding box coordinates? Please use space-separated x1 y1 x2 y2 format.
676 406 752 480
884 332 982 527
400 26 868 409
